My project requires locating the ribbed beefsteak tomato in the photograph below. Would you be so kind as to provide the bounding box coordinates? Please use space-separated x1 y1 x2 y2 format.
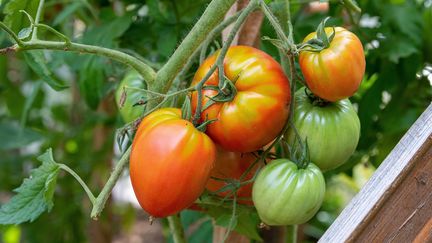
130 108 216 217
191 46 291 152
299 27 365 102
252 159 325 225
286 88 360 171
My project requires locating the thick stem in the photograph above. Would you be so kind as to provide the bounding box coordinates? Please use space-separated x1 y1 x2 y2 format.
151 0 237 96
59 163 96 203
168 214 186 243
16 40 156 84
32 0 45 40
90 146 131 219
286 225 298 243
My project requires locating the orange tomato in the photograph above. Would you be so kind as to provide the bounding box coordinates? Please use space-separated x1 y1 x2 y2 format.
130 108 216 217
206 146 260 205
191 46 291 152
299 27 365 102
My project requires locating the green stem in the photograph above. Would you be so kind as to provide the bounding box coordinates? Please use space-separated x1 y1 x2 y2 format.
151 0 236 97
90 146 131 219
168 214 186 243
59 163 96 203
16 40 156 84
32 0 45 40
286 225 298 243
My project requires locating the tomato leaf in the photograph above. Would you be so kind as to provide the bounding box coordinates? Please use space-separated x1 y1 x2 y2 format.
0 149 60 225
23 51 69 91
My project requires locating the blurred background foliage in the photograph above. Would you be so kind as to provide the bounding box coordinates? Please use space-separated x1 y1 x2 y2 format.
0 0 431 242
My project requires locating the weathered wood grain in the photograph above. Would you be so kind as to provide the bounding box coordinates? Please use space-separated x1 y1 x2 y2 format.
320 103 432 243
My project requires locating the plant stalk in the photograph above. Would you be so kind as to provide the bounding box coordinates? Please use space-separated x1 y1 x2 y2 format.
90 146 131 219
151 0 237 97
168 214 186 243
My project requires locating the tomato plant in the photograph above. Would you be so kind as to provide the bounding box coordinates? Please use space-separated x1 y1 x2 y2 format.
252 159 325 226
286 88 360 171
115 70 146 123
206 146 259 204
130 108 216 217
299 27 365 102
191 46 291 152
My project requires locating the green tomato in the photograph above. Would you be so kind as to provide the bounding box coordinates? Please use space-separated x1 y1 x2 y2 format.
115 70 146 123
252 159 325 226
286 87 360 171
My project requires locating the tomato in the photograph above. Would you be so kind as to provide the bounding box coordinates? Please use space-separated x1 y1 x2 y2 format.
286 88 360 171
252 159 325 225
299 27 365 102
115 70 146 123
191 46 291 152
130 108 216 217
206 146 260 205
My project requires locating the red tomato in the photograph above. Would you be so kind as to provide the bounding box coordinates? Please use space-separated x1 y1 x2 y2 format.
299 27 365 102
191 46 291 152
130 108 216 217
206 146 260 205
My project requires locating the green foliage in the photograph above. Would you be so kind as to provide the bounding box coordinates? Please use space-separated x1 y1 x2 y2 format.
0 149 59 225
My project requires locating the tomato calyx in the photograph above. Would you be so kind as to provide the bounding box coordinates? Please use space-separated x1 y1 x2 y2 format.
297 17 336 52
304 88 331 107
196 118 218 132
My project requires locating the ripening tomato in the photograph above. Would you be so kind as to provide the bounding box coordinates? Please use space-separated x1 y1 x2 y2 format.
130 108 216 217
252 159 325 225
115 70 146 123
206 146 260 205
286 88 360 171
299 27 365 102
191 46 291 152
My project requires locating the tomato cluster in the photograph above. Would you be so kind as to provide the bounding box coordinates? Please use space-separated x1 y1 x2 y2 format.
125 25 365 227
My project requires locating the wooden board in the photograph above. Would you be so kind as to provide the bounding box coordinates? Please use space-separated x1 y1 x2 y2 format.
320 103 432 242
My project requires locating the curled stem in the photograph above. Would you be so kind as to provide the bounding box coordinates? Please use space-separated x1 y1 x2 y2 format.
168 214 186 243
59 163 96 203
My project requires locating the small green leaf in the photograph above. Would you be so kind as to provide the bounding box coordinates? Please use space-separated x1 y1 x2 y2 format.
181 96 192 121
17 27 32 40
0 149 60 225
23 51 69 91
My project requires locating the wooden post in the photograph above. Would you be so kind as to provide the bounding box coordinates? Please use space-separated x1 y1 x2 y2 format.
320 103 432 242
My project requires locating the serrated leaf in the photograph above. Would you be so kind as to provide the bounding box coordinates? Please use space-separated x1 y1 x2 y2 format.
23 51 69 91
0 149 60 225
17 27 32 40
